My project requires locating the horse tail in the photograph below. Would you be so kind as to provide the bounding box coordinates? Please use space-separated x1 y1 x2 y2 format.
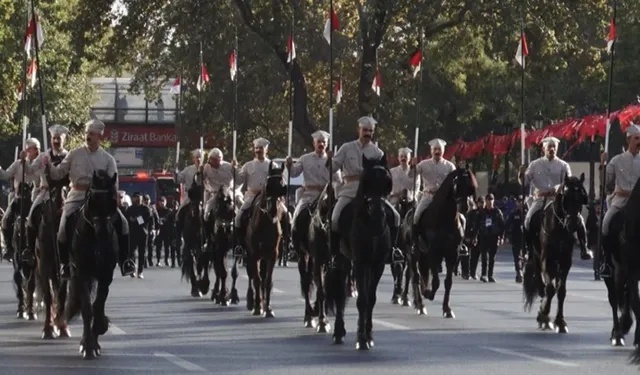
64 273 96 322
522 256 538 312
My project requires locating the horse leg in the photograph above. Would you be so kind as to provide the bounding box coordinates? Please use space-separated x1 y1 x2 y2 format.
536 275 555 330
262 258 276 318
442 254 456 319
605 277 625 346
355 263 369 350
230 257 240 305
55 279 71 338
411 254 426 315
400 256 412 307
390 257 402 305
92 273 113 341
365 261 385 348
42 277 57 339
251 259 263 316
299 253 314 327
314 258 329 333
553 274 569 333
216 250 230 306
14 267 26 319
184 250 200 297
79 280 99 359
328 255 348 345
26 267 37 320
628 280 640 349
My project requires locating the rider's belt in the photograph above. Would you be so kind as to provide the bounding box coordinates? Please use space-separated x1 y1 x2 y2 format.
422 189 437 195
615 190 631 197
343 176 359 183
536 192 554 197
71 185 89 191
304 185 324 191
39 186 48 190
248 188 262 194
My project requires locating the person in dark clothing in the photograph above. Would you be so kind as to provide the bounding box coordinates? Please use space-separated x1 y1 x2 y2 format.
468 196 485 279
155 197 175 267
143 194 160 267
170 200 181 267
125 192 152 279
506 200 525 283
475 194 505 282
585 203 600 280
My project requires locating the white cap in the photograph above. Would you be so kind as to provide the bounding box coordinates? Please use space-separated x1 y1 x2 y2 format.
85 119 105 135
209 147 223 158
253 138 270 148
398 147 412 156
429 138 447 149
25 137 40 149
191 149 203 158
312 130 330 142
48 124 68 137
358 116 377 130
541 137 560 147
626 123 640 136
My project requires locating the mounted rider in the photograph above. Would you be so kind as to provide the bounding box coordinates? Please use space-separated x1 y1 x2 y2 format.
326 116 401 255
285 130 341 232
600 123 640 278
26 125 70 258
408 139 458 241
234 138 288 239
520 136 592 260
202 147 241 222
174 149 203 242
389 147 420 206
0 138 40 261
34 119 136 278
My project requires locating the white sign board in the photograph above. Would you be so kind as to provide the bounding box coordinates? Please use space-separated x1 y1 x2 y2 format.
110 147 144 167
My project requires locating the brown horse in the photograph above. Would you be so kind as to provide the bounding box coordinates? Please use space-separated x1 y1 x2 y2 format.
245 162 287 317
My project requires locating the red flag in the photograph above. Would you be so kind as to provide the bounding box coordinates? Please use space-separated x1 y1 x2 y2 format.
170 76 181 94
323 9 340 45
229 49 237 81
24 13 44 58
607 19 616 53
197 63 210 91
17 83 24 100
515 32 529 68
28 58 37 88
287 35 296 62
371 68 381 96
409 49 422 78
335 79 342 104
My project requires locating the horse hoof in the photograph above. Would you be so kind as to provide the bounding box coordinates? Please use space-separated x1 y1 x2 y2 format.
443 310 455 319
58 326 71 338
263 309 275 318
401 298 411 307
42 327 58 340
230 290 240 305
539 322 554 331
16 311 26 320
611 337 625 346
317 322 330 333
555 325 568 334
391 296 399 305
368 340 375 348
210 291 218 301
191 290 202 298
252 308 262 316
27 312 37 321
218 298 230 306
332 336 344 345
415 307 427 315
356 340 370 350
304 319 313 328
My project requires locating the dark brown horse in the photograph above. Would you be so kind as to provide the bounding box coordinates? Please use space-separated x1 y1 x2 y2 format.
245 162 287 317
35 178 70 339
180 173 209 297
391 189 415 306
400 167 476 317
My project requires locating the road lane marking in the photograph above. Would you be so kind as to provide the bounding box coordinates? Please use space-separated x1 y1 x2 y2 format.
154 352 206 372
482 346 579 367
372 319 410 330
108 324 126 335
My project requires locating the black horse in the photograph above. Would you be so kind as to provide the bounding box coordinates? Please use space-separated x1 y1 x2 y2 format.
325 154 393 350
63 170 119 359
12 181 35 320
36 177 70 339
400 168 476 317
180 173 209 297
523 173 587 333
207 187 239 305
244 162 287 317
391 189 416 305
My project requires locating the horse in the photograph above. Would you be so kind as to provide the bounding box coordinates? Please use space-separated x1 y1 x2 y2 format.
12 181 35 320
207 186 239 305
63 170 119 359
36 177 70 339
622 177 640 365
180 173 209 297
325 154 393 350
391 189 416 306
522 173 587 333
400 167 477 317
244 162 287 317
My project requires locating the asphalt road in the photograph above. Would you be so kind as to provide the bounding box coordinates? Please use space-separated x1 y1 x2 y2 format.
0 249 637 375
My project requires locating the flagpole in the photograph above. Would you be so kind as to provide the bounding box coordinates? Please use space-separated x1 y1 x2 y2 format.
412 28 423 199
199 41 204 153
286 12 294 264
519 1 527 257
328 0 335 259
30 0 47 151
20 1 29 153
176 72 183 168
232 26 238 254
597 0 617 268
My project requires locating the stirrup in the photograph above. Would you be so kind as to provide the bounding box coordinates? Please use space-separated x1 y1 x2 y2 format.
391 248 404 264
328 255 338 269
599 263 612 278
457 244 469 256
121 259 136 276
233 245 244 258
20 249 36 266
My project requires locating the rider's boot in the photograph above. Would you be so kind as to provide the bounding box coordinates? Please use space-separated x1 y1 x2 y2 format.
23 225 37 265
118 233 135 277
599 237 612 278
58 240 71 280
389 224 403 262
575 219 593 260
328 230 341 269
2 226 14 261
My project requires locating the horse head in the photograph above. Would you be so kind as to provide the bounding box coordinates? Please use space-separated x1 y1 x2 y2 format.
558 173 587 226
356 155 392 229
187 172 204 204
214 186 234 223
260 162 287 218
452 167 477 214
86 170 118 239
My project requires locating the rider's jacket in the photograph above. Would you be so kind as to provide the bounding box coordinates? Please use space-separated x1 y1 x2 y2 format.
236 158 272 199
408 158 456 195
0 159 38 198
202 161 235 195
605 151 640 206
390 164 419 201
523 156 571 197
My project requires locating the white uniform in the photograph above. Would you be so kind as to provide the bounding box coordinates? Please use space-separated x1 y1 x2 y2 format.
389 165 420 206
29 146 129 242
26 149 69 227
175 164 200 209
289 151 341 223
602 151 640 234
234 158 287 227
202 161 242 220
328 140 400 232
523 156 571 229
0 159 39 230
409 158 456 223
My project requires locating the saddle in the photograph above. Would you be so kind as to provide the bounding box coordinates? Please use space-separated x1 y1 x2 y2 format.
239 193 263 234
